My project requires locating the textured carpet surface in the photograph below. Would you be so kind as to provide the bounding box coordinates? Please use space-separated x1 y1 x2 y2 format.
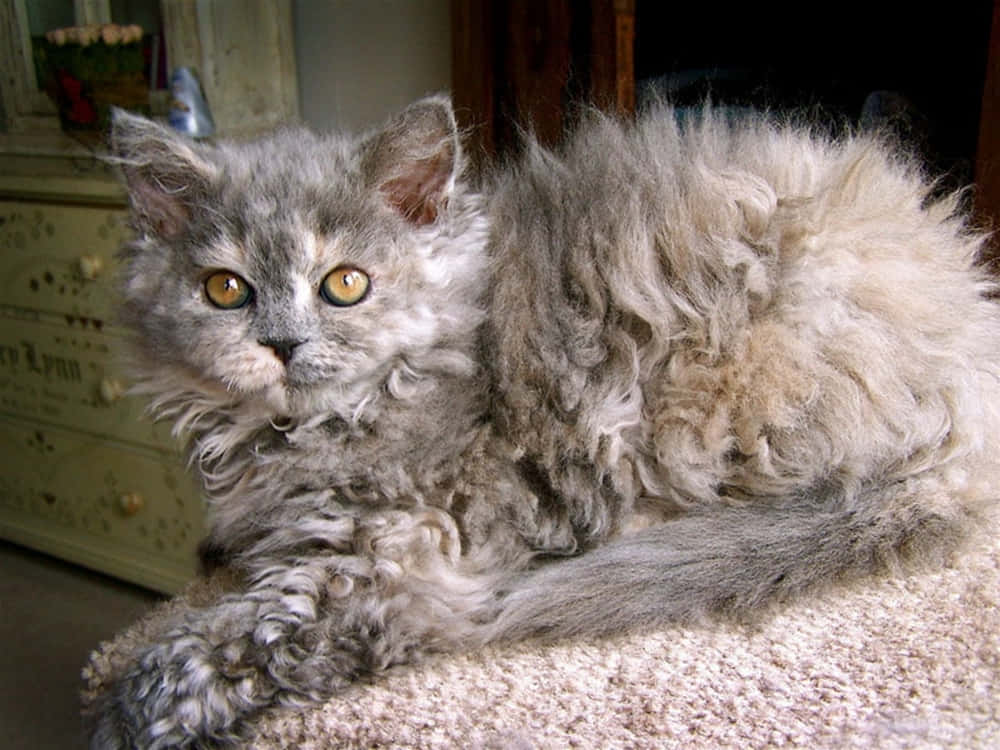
83 535 1000 749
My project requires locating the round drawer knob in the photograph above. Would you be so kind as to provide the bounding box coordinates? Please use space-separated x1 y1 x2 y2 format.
99 377 127 404
78 254 104 280
119 492 144 516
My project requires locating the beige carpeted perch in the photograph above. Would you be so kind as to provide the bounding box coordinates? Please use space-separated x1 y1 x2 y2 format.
83 533 1000 749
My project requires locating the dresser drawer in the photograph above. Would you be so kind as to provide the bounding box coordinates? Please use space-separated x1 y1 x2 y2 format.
0 311 173 451
0 200 128 324
0 197 206 593
0 416 204 593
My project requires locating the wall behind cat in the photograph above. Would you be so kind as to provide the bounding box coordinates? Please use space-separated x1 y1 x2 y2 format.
293 0 452 133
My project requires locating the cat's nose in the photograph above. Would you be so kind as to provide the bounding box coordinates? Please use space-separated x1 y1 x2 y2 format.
259 338 304 366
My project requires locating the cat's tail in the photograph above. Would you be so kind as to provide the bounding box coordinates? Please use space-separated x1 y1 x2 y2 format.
485 479 984 642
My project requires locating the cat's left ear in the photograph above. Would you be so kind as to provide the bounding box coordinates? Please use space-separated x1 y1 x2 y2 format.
363 95 461 226
108 108 219 239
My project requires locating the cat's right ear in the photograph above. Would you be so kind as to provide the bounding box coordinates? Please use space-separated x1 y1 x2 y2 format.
108 108 218 239
363 96 462 226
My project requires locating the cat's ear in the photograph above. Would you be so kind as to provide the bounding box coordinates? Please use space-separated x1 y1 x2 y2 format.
108 108 218 239
363 96 461 226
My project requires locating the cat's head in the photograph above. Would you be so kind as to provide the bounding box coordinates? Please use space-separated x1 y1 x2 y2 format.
109 97 488 422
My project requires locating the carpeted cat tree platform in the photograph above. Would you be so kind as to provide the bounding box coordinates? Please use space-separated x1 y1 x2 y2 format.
82 530 999 749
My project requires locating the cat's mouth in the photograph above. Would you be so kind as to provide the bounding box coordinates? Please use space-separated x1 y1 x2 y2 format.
262 364 350 418
280 357 340 389
236 346 321 388
205 350 300 413
209 345 368 419
234 374 324 417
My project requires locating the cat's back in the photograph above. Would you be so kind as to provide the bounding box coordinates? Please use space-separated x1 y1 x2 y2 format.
485 103 1000 528
487 104 950 275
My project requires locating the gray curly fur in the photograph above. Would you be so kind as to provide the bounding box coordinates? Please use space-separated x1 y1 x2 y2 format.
89 95 1000 748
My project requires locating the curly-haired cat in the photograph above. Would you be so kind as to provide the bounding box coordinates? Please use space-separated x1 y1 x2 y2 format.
90 96 1000 748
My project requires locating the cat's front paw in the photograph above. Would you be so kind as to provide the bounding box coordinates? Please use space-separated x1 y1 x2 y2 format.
88 682 205 750
87 636 251 750
86 692 138 750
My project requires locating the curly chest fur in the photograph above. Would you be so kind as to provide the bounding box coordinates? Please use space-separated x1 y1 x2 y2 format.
191 387 597 572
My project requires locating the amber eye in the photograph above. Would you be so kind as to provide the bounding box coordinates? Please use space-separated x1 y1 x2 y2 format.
320 266 370 307
204 271 252 309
